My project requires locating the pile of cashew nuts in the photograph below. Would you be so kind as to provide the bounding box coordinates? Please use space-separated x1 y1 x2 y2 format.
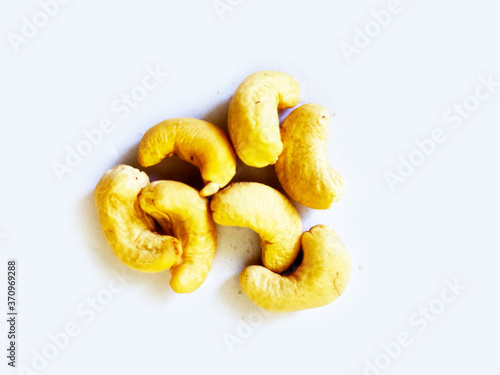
94 71 351 312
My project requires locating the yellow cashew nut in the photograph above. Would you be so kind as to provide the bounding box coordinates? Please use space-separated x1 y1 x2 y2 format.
94 165 182 272
210 182 302 274
228 71 300 168
240 224 351 312
137 118 236 197
275 103 345 209
139 181 217 293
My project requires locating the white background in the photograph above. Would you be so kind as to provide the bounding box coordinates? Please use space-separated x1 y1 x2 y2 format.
1 0 499 374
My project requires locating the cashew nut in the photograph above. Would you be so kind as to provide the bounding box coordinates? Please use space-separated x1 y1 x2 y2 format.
275 103 345 209
139 180 217 293
94 165 182 272
239 224 351 312
210 182 302 274
137 118 236 197
228 71 300 168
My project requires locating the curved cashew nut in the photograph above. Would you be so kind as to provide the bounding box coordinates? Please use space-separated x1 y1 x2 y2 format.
94 165 182 272
239 225 351 312
275 103 345 209
137 118 236 197
210 182 302 274
139 181 217 293
228 71 300 168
